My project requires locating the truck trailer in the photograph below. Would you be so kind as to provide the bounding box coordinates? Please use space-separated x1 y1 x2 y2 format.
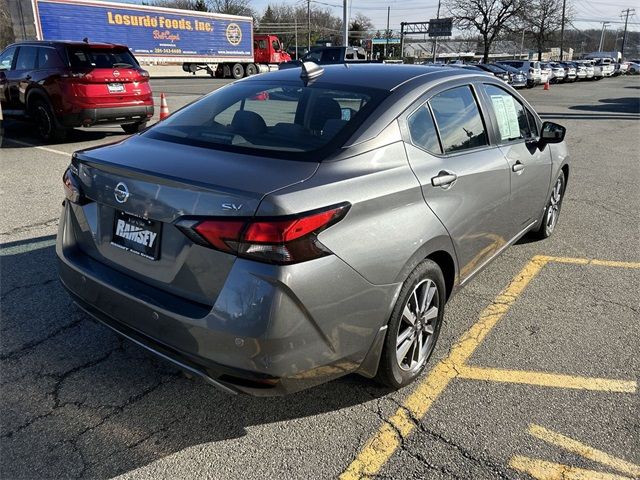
30 0 291 78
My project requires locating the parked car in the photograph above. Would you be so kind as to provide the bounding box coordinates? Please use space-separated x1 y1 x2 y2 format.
474 63 510 82
57 64 569 396
627 62 640 74
571 62 588 80
595 58 615 77
0 40 153 141
539 63 551 84
613 62 629 76
545 62 566 83
497 60 542 87
559 62 577 82
490 63 527 88
578 61 595 79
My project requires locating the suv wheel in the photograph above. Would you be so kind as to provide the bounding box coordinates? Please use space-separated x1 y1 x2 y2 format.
121 121 147 134
376 259 445 389
31 99 67 142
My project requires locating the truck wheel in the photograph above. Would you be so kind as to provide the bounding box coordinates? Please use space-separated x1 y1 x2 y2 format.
231 63 244 79
30 99 67 142
245 63 257 76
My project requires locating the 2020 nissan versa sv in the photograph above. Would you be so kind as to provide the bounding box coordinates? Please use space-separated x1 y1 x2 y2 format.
57 64 569 396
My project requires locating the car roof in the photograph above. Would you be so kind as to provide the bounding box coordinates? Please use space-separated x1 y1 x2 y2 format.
7 40 128 49
242 63 470 91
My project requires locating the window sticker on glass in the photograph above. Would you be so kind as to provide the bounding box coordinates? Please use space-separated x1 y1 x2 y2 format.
490 94 521 141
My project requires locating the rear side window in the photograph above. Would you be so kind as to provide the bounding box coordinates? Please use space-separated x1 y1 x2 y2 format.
429 86 488 153
0 46 17 70
408 104 441 154
484 84 531 143
145 82 387 160
15 46 38 70
37 47 63 69
66 47 138 69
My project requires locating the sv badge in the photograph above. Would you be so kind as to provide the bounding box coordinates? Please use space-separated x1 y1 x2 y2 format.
221 203 243 211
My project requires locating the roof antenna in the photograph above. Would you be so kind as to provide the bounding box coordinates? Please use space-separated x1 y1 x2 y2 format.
83 37 89 43
300 61 324 85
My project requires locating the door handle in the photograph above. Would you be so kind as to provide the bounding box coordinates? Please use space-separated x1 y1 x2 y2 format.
431 171 458 187
512 161 525 173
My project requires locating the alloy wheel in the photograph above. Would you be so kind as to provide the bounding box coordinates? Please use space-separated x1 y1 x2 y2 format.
546 176 564 234
396 279 439 372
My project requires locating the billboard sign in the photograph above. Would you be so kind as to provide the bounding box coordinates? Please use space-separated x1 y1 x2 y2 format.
428 18 453 37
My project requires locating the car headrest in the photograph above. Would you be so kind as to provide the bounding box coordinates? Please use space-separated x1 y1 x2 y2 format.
309 97 342 131
231 110 267 135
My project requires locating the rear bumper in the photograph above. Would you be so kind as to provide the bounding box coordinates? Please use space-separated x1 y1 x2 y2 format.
56 202 399 396
60 105 154 127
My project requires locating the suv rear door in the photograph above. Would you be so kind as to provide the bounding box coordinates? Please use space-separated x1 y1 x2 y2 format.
64 45 150 107
5 45 37 110
0 46 18 107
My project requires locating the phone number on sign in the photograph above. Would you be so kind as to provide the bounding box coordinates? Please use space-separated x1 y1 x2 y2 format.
153 48 183 54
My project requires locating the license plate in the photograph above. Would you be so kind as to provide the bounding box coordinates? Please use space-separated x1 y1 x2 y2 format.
107 83 125 93
111 211 161 260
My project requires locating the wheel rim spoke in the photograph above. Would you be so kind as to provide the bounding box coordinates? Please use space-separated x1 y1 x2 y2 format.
397 326 413 347
423 305 438 322
396 335 414 365
402 305 416 325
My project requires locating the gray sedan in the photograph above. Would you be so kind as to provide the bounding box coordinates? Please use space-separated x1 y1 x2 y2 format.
57 64 569 395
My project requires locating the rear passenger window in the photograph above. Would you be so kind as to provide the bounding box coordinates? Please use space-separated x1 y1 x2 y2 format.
408 104 441 154
37 48 62 69
429 86 488 153
0 46 17 70
484 84 531 143
15 46 38 70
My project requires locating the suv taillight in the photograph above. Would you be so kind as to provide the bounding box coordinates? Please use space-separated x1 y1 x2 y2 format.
177 204 350 265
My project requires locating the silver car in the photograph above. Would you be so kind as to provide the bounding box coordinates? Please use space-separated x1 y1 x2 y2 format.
57 64 569 395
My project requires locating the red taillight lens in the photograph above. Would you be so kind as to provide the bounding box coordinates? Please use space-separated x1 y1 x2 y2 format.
183 204 349 264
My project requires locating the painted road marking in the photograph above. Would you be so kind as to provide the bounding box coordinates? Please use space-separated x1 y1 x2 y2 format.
458 366 637 393
509 456 632 480
527 424 640 477
340 256 549 479
340 255 640 479
3 139 70 156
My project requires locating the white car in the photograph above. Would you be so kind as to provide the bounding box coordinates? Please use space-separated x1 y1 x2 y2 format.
547 62 566 83
575 64 587 80
627 62 640 74
596 59 615 77
497 60 542 86
539 64 551 84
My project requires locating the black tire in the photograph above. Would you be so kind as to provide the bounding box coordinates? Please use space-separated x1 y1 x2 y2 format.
121 121 147 134
245 63 258 76
30 99 67 142
532 170 566 239
231 63 244 79
376 259 446 389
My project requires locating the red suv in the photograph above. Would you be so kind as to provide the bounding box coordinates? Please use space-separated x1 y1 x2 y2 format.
0 40 153 141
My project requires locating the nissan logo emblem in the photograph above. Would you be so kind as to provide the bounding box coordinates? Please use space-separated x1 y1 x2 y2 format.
113 69 120 77
114 182 130 204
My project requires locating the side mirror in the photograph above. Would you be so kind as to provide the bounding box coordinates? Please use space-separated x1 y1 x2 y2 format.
540 121 566 145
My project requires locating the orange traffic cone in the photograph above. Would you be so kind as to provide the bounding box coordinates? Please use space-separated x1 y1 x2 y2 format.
543 80 550 90
159 93 170 120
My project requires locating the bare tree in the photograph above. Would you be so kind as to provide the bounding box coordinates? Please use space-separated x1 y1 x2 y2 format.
0 0 15 49
349 13 373 46
446 0 522 62
151 0 207 11
519 0 570 60
208 0 254 17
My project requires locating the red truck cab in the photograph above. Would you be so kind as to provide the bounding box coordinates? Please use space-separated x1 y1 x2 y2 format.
253 35 291 65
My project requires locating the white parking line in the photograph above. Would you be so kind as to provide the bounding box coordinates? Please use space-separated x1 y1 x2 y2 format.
3 139 70 156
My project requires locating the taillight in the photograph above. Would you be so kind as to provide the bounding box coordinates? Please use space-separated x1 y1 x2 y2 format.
62 165 87 204
179 203 350 265
139 69 150 78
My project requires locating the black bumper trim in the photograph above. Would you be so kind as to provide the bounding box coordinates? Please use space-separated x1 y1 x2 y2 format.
61 105 154 127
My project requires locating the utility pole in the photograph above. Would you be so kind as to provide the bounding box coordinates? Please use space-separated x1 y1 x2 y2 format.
384 6 390 57
432 0 441 63
598 21 609 52
520 29 525 59
307 0 311 51
620 8 635 60
559 0 566 61
343 0 348 47
295 19 298 60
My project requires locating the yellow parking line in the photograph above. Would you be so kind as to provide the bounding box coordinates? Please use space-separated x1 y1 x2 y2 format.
528 424 640 477
509 456 632 480
458 366 637 393
339 256 549 480
540 255 640 269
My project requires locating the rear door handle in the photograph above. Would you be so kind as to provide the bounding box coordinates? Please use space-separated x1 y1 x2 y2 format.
512 161 525 173
431 171 458 187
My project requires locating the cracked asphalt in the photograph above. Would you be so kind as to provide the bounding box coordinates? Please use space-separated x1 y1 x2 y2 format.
1 74 639 479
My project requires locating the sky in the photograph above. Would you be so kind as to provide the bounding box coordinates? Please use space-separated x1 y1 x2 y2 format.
245 0 640 34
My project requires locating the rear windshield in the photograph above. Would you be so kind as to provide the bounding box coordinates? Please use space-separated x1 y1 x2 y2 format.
144 81 387 160
66 46 138 69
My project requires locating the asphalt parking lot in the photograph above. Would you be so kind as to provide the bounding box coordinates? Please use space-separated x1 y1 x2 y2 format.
1 74 639 479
